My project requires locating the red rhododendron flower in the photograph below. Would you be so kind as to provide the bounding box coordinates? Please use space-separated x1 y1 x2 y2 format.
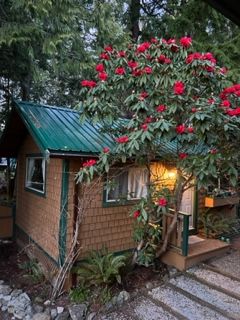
95 64 104 72
170 44 179 52
174 81 185 95
116 136 129 143
144 116 154 123
191 107 197 113
99 52 110 60
208 98 215 104
219 67 228 75
227 108 240 116
139 92 148 100
118 51 126 57
156 105 167 112
83 159 97 167
158 197 168 207
132 69 143 77
164 58 172 64
81 80 97 88
206 66 215 73
221 100 231 108
144 66 152 74
188 127 194 133
103 147 110 154
210 148 217 154
104 45 113 52
133 210 141 218
115 67 126 75
137 42 151 53
180 36 192 48
176 124 186 134
128 60 138 69
167 38 176 44
98 72 108 81
179 153 188 159
141 124 148 131
151 38 158 43
158 54 166 63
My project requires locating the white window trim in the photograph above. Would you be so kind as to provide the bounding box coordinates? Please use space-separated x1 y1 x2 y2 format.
25 156 46 194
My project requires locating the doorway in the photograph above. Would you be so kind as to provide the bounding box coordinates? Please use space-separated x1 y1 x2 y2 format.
180 186 197 234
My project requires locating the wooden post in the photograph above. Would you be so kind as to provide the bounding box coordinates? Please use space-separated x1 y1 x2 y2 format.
182 214 189 256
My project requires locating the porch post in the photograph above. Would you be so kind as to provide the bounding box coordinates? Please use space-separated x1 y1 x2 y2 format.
182 214 189 256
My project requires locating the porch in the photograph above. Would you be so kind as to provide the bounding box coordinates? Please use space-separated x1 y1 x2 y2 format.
160 209 230 271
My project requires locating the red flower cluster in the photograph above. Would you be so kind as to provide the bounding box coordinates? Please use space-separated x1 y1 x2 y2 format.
176 124 186 134
158 197 168 207
104 45 113 52
186 52 216 65
180 36 192 48
115 67 126 75
139 92 148 100
99 52 110 60
158 54 171 64
174 81 185 95
98 72 108 81
137 42 151 53
132 69 144 77
103 147 110 153
210 148 217 154
128 60 138 69
144 116 154 123
179 153 188 159
220 84 240 100
82 159 97 167
226 108 240 116
118 51 126 57
156 105 167 112
81 80 97 88
141 124 148 131
188 127 194 133
144 66 152 74
96 64 104 72
116 136 129 143
133 210 141 218
220 100 231 108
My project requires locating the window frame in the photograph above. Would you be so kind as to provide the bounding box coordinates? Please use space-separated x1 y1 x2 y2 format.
25 155 46 196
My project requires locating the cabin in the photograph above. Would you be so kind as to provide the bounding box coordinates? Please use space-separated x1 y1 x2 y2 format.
0 100 237 281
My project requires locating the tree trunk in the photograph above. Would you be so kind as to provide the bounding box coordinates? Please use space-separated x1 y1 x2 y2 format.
155 174 185 257
129 0 141 41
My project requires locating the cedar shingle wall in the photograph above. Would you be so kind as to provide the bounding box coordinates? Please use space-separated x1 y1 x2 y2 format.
16 135 62 261
68 160 135 259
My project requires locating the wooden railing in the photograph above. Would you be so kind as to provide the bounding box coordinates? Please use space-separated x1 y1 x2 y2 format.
161 208 191 256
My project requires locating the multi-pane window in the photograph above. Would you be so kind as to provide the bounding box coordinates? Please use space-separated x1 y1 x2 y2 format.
106 167 148 202
25 157 46 194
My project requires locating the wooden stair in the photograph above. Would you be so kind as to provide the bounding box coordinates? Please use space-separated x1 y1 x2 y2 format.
161 237 230 271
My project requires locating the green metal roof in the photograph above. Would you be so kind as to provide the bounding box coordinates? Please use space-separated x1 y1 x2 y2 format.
0 100 180 158
13 100 115 155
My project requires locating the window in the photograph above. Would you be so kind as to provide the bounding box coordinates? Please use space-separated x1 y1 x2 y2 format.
25 156 46 194
106 167 148 202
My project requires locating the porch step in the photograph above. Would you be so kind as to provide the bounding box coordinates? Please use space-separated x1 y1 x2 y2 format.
161 238 230 271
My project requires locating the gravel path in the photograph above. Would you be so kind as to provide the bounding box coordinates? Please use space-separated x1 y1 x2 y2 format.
98 256 240 320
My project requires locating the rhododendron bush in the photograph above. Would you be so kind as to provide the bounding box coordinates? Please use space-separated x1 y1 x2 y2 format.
78 37 240 265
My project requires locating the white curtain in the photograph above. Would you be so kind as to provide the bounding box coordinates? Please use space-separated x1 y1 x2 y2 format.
128 167 148 199
41 159 45 186
26 158 35 186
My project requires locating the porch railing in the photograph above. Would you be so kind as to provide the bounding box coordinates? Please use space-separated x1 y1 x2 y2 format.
161 208 191 256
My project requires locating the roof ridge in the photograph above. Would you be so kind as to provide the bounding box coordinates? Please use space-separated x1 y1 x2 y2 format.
15 100 80 114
